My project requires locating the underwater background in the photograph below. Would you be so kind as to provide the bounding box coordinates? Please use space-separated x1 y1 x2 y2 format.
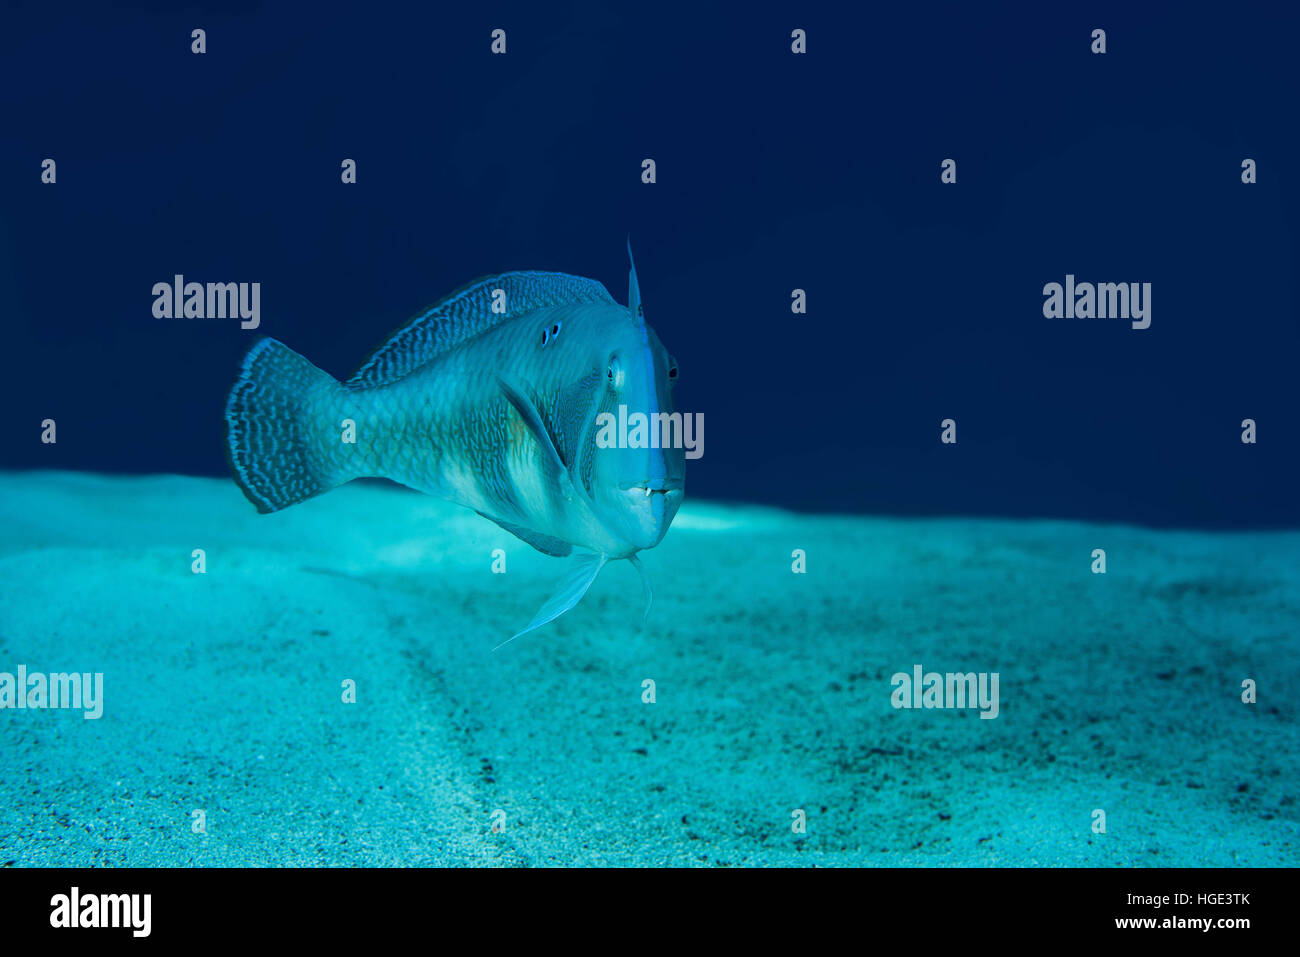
1 2 1296 866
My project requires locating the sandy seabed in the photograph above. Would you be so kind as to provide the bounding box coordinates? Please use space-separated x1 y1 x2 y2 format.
0 471 1295 866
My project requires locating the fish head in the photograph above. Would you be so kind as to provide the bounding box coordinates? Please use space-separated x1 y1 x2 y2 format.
539 247 685 556
584 314 686 554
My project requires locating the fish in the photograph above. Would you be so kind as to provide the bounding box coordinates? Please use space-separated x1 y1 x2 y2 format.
224 242 685 644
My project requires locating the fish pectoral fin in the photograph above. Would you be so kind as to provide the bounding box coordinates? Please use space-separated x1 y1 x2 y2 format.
628 553 653 623
494 552 607 650
475 511 573 558
498 374 571 486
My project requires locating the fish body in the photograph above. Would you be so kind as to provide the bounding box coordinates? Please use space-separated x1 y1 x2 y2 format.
224 247 684 641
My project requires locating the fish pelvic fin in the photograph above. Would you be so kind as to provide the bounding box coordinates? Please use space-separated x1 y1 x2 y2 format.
494 551 607 650
225 338 352 513
474 511 573 558
628 553 653 623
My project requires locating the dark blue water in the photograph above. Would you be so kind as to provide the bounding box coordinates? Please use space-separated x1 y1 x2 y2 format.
2 2 1296 527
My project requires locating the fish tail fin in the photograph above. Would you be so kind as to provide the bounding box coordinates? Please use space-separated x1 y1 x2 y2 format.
224 337 350 513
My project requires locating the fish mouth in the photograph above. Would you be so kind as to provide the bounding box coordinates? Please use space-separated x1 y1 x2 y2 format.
619 478 684 497
616 479 684 548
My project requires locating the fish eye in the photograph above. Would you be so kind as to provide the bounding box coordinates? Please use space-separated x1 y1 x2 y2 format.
667 359 679 382
606 356 625 390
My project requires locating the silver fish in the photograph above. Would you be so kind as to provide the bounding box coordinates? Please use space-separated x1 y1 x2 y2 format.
224 243 685 643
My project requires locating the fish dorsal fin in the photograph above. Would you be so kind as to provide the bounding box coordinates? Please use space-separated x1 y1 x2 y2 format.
347 271 616 388
475 512 573 558
627 238 643 321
